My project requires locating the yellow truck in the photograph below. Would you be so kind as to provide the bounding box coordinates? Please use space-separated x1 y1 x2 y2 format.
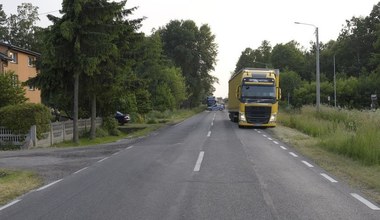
228 68 280 127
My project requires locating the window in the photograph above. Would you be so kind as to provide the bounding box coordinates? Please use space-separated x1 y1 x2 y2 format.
28 77 35 91
28 56 36 67
11 74 19 87
9 52 18 63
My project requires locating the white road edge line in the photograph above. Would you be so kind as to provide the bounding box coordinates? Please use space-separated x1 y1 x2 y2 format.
194 151 205 172
98 157 109 163
268 138 273 141
36 179 63 192
112 152 120 156
320 173 338 183
289 152 298 157
351 193 380 210
302 161 314 168
126 145 134 150
0 199 21 211
263 134 267 137
280 146 287 150
74 167 89 174
207 131 211 137
273 141 279 145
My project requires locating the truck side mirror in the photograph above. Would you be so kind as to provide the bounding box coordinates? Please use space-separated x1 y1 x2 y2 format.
277 88 282 100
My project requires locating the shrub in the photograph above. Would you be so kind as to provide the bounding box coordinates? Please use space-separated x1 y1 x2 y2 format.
102 116 120 136
0 103 51 137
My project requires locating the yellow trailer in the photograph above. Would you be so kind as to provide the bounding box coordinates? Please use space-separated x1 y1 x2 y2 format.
228 68 280 127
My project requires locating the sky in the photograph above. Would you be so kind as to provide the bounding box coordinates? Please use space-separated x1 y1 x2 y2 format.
2 0 379 98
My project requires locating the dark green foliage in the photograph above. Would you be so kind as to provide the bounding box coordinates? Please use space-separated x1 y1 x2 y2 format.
0 103 50 137
159 20 218 107
102 116 120 136
0 71 27 108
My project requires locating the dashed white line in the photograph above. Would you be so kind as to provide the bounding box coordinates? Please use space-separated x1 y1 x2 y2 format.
289 152 298 157
302 161 314 168
0 199 21 211
268 138 273 141
263 135 267 137
351 193 380 210
194 151 205 172
97 157 109 163
36 179 63 192
211 122 214 127
273 141 279 145
207 131 211 137
280 146 287 150
74 167 88 174
321 173 338 183
257 131 262 134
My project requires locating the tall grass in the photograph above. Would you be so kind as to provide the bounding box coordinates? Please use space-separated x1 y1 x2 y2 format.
279 105 380 165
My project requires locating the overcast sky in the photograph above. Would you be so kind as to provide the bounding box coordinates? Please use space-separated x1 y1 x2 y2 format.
3 0 379 98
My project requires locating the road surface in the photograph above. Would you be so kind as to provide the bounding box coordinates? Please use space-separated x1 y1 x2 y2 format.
0 111 379 219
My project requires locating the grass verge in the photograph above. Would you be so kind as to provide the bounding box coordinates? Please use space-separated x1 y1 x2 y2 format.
269 124 380 204
0 169 42 206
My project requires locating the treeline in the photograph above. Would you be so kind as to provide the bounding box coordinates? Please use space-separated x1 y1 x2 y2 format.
0 1 217 142
235 2 380 109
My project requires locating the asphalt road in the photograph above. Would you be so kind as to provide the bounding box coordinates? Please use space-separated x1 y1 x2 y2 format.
0 111 379 219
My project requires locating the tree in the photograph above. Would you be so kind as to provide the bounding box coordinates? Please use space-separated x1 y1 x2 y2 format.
159 20 218 107
35 0 132 142
234 41 273 72
0 4 7 40
0 71 27 109
4 3 40 49
280 70 302 106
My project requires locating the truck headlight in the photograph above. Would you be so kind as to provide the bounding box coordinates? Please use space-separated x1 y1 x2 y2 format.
239 112 246 122
269 114 277 123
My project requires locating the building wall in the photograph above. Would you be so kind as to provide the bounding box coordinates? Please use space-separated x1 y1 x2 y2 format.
2 46 41 104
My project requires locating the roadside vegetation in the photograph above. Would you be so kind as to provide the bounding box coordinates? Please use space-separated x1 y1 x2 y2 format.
272 105 380 203
0 169 42 205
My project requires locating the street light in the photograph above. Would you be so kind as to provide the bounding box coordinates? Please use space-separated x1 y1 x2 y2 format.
294 21 320 111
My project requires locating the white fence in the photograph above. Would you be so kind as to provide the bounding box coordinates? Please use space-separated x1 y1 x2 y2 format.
0 118 102 149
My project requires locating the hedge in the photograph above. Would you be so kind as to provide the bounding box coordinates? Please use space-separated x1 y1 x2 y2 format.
0 103 51 137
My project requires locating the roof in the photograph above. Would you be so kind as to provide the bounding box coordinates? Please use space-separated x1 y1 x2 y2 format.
0 52 12 61
0 41 40 57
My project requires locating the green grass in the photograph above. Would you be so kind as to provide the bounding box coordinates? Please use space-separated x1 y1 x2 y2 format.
0 169 42 205
279 105 380 165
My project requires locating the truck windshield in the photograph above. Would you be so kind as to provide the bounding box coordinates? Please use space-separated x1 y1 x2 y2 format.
241 84 276 102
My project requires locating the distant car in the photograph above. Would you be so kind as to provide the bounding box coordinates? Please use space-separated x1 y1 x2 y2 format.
115 111 131 125
207 104 224 111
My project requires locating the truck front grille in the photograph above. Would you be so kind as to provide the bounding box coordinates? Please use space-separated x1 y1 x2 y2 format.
245 106 271 124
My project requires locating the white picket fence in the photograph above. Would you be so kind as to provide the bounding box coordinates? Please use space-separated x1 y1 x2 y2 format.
0 118 102 149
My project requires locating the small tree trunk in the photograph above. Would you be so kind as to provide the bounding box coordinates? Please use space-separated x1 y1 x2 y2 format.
73 73 79 144
90 93 96 140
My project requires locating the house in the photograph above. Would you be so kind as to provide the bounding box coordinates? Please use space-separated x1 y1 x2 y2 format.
0 42 41 103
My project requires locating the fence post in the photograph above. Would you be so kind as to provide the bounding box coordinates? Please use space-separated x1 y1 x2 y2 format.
31 125 37 147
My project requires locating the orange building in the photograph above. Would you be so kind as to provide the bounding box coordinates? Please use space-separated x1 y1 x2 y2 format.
0 42 41 103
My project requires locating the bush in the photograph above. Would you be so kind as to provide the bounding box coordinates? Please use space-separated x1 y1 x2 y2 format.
0 103 51 138
102 116 120 136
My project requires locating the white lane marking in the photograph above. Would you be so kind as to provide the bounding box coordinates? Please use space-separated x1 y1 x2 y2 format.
0 199 21 211
257 131 262 134
289 152 298 157
97 157 109 163
207 131 211 137
112 151 120 156
211 122 214 127
268 138 273 141
194 151 205 172
320 173 338 183
126 145 134 150
74 167 88 174
351 193 380 210
273 141 279 145
302 161 314 168
254 129 258 131
280 146 287 150
263 135 267 137
36 179 63 192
